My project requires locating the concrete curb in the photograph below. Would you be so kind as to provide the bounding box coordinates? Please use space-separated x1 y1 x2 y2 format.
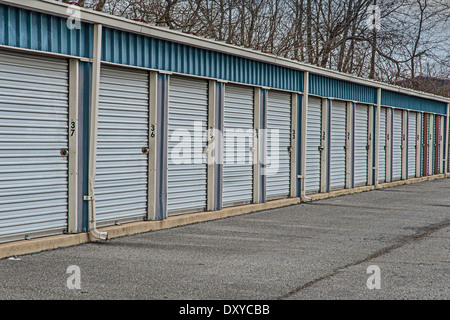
0 174 447 260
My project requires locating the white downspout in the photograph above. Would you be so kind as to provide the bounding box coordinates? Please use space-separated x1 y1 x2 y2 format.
86 24 108 240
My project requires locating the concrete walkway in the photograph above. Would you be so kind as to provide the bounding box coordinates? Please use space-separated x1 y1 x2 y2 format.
0 179 449 300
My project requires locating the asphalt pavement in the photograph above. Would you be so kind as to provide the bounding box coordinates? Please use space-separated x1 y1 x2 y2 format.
0 179 449 301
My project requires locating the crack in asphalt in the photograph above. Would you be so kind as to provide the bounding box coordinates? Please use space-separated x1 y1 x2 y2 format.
277 219 450 299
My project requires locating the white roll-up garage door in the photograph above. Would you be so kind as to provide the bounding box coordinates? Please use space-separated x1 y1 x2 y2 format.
421 114 426 176
95 66 149 226
392 109 402 181
305 97 322 194
407 112 417 178
354 104 369 186
223 84 254 207
0 51 69 243
428 114 434 176
168 76 208 215
436 116 442 174
329 101 347 190
432 116 437 175
378 107 387 183
266 90 291 200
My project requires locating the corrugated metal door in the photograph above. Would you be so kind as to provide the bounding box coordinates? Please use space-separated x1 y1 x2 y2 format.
378 107 387 183
354 104 368 186
392 109 402 181
266 90 291 200
434 115 440 174
419 113 423 177
422 114 428 176
329 101 347 190
407 112 417 178
305 97 322 194
95 66 149 226
427 114 432 176
431 115 435 175
0 51 68 243
223 84 253 207
168 76 208 215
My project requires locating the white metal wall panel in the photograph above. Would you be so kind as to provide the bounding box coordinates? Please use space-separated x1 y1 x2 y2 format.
168 76 208 215
305 97 322 194
378 107 387 183
0 51 69 243
266 91 291 200
223 84 254 207
354 104 368 186
329 101 347 190
407 112 417 178
95 66 149 226
392 109 402 181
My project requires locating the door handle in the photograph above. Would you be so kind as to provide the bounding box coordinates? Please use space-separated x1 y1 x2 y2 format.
60 148 68 157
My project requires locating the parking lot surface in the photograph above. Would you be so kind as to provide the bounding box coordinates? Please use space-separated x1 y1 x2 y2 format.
0 179 449 300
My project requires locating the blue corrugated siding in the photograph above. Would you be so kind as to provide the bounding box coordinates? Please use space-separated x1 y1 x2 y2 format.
381 90 447 115
309 73 377 105
0 3 93 58
78 61 91 233
101 27 302 92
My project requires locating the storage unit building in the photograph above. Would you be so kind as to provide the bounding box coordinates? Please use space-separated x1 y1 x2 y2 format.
0 0 449 245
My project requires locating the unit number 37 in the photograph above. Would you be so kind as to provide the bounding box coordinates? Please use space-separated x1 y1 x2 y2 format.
70 121 76 137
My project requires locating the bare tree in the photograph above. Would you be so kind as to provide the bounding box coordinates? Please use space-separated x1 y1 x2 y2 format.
60 0 450 96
